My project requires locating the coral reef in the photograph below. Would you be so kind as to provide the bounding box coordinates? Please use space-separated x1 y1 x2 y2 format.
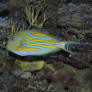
53 61 64 69
0 17 26 33
24 5 48 28
0 2 8 12
0 0 92 92
7 18 27 36
84 68 92 89
44 64 78 88
44 66 65 83
7 0 26 10
57 3 92 29
0 17 11 28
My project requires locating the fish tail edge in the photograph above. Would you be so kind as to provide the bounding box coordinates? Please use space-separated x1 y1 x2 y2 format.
60 41 84 55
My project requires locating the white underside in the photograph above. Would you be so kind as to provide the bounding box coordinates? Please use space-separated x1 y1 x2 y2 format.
11 48 57 56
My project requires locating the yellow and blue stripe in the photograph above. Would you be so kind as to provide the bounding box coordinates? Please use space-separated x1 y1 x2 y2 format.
6 29 83 56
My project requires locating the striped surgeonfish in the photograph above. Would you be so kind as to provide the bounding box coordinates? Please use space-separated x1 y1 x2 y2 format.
6 29 83 56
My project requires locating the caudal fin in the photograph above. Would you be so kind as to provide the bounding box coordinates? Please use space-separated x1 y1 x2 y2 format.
60 41 84 55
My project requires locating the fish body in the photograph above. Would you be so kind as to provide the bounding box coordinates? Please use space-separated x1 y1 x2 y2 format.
6 30 82 56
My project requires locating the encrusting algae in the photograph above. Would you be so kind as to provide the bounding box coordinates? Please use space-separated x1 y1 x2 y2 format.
15 59 45 72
